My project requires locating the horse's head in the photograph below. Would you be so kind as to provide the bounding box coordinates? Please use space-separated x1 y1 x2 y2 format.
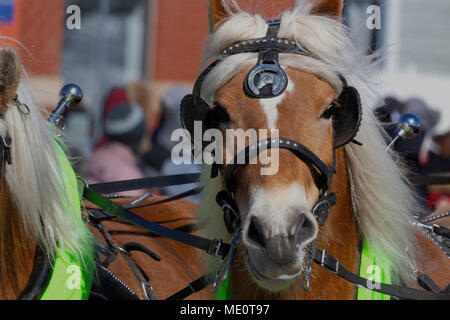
214 70 338 285
182 0 369 291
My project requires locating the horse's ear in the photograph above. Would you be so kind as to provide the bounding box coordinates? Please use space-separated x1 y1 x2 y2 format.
0 47 21 109
207 0 240 32
310 0 343 20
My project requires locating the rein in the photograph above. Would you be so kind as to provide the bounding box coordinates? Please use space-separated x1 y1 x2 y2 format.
309 245 450 300
17 246 52 299
82 176 226 300
83 186 230 260
88 173 201 195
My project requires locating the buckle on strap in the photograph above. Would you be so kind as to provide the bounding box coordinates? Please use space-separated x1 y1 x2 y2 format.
212 233 242 292
208 239 224 257
141 281 158 300
312 192 337 226
320 249 339 274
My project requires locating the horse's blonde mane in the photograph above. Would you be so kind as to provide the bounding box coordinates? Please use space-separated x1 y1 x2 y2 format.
0 68 94 273
196 3 421 284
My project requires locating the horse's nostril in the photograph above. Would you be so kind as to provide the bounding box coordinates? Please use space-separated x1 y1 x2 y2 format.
295 214 315 245
246 216 266 250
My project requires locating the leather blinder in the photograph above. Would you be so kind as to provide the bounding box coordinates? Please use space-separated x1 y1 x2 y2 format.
332 86 362 148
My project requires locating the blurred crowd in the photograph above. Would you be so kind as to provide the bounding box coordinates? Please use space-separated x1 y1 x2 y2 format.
375 97 450 213
66 81 200 202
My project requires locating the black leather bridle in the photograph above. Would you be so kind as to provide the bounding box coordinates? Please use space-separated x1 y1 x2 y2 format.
0 134 12 192
214 136 338 236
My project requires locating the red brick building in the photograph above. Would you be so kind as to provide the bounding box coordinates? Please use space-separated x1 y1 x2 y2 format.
151 0 295 109
151 0 295 81
0 0 295 109
0 0 65 107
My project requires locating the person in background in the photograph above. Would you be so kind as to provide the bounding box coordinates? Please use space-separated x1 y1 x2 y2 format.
93 87 129 150
88 102 148 197
144 85 201 202
374 96 402 126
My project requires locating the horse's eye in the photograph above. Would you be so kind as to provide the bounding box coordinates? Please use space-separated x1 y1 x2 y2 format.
321 103 336 119
206 103 230 127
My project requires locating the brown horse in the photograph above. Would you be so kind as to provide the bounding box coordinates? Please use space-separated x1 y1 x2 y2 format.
93 0 449 300
0 46 213 300
0 46 97 299
0 0 447 300
175 0 449 299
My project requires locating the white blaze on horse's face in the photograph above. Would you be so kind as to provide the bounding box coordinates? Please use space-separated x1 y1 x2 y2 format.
259 75 294 130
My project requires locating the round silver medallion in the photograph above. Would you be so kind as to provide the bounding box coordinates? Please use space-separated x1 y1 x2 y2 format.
245 62 288 98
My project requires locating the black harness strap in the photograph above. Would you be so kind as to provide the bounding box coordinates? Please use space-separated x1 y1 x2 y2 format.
127 187 202 209
416 272 444 295
311 247 450 300
122 242 162 262
409 175 450 186
222 137 332 194
121 242 159 300
166 275 212 300
216 19 311 61
17 246 52 300
89 173 201 195
83 187 231 259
